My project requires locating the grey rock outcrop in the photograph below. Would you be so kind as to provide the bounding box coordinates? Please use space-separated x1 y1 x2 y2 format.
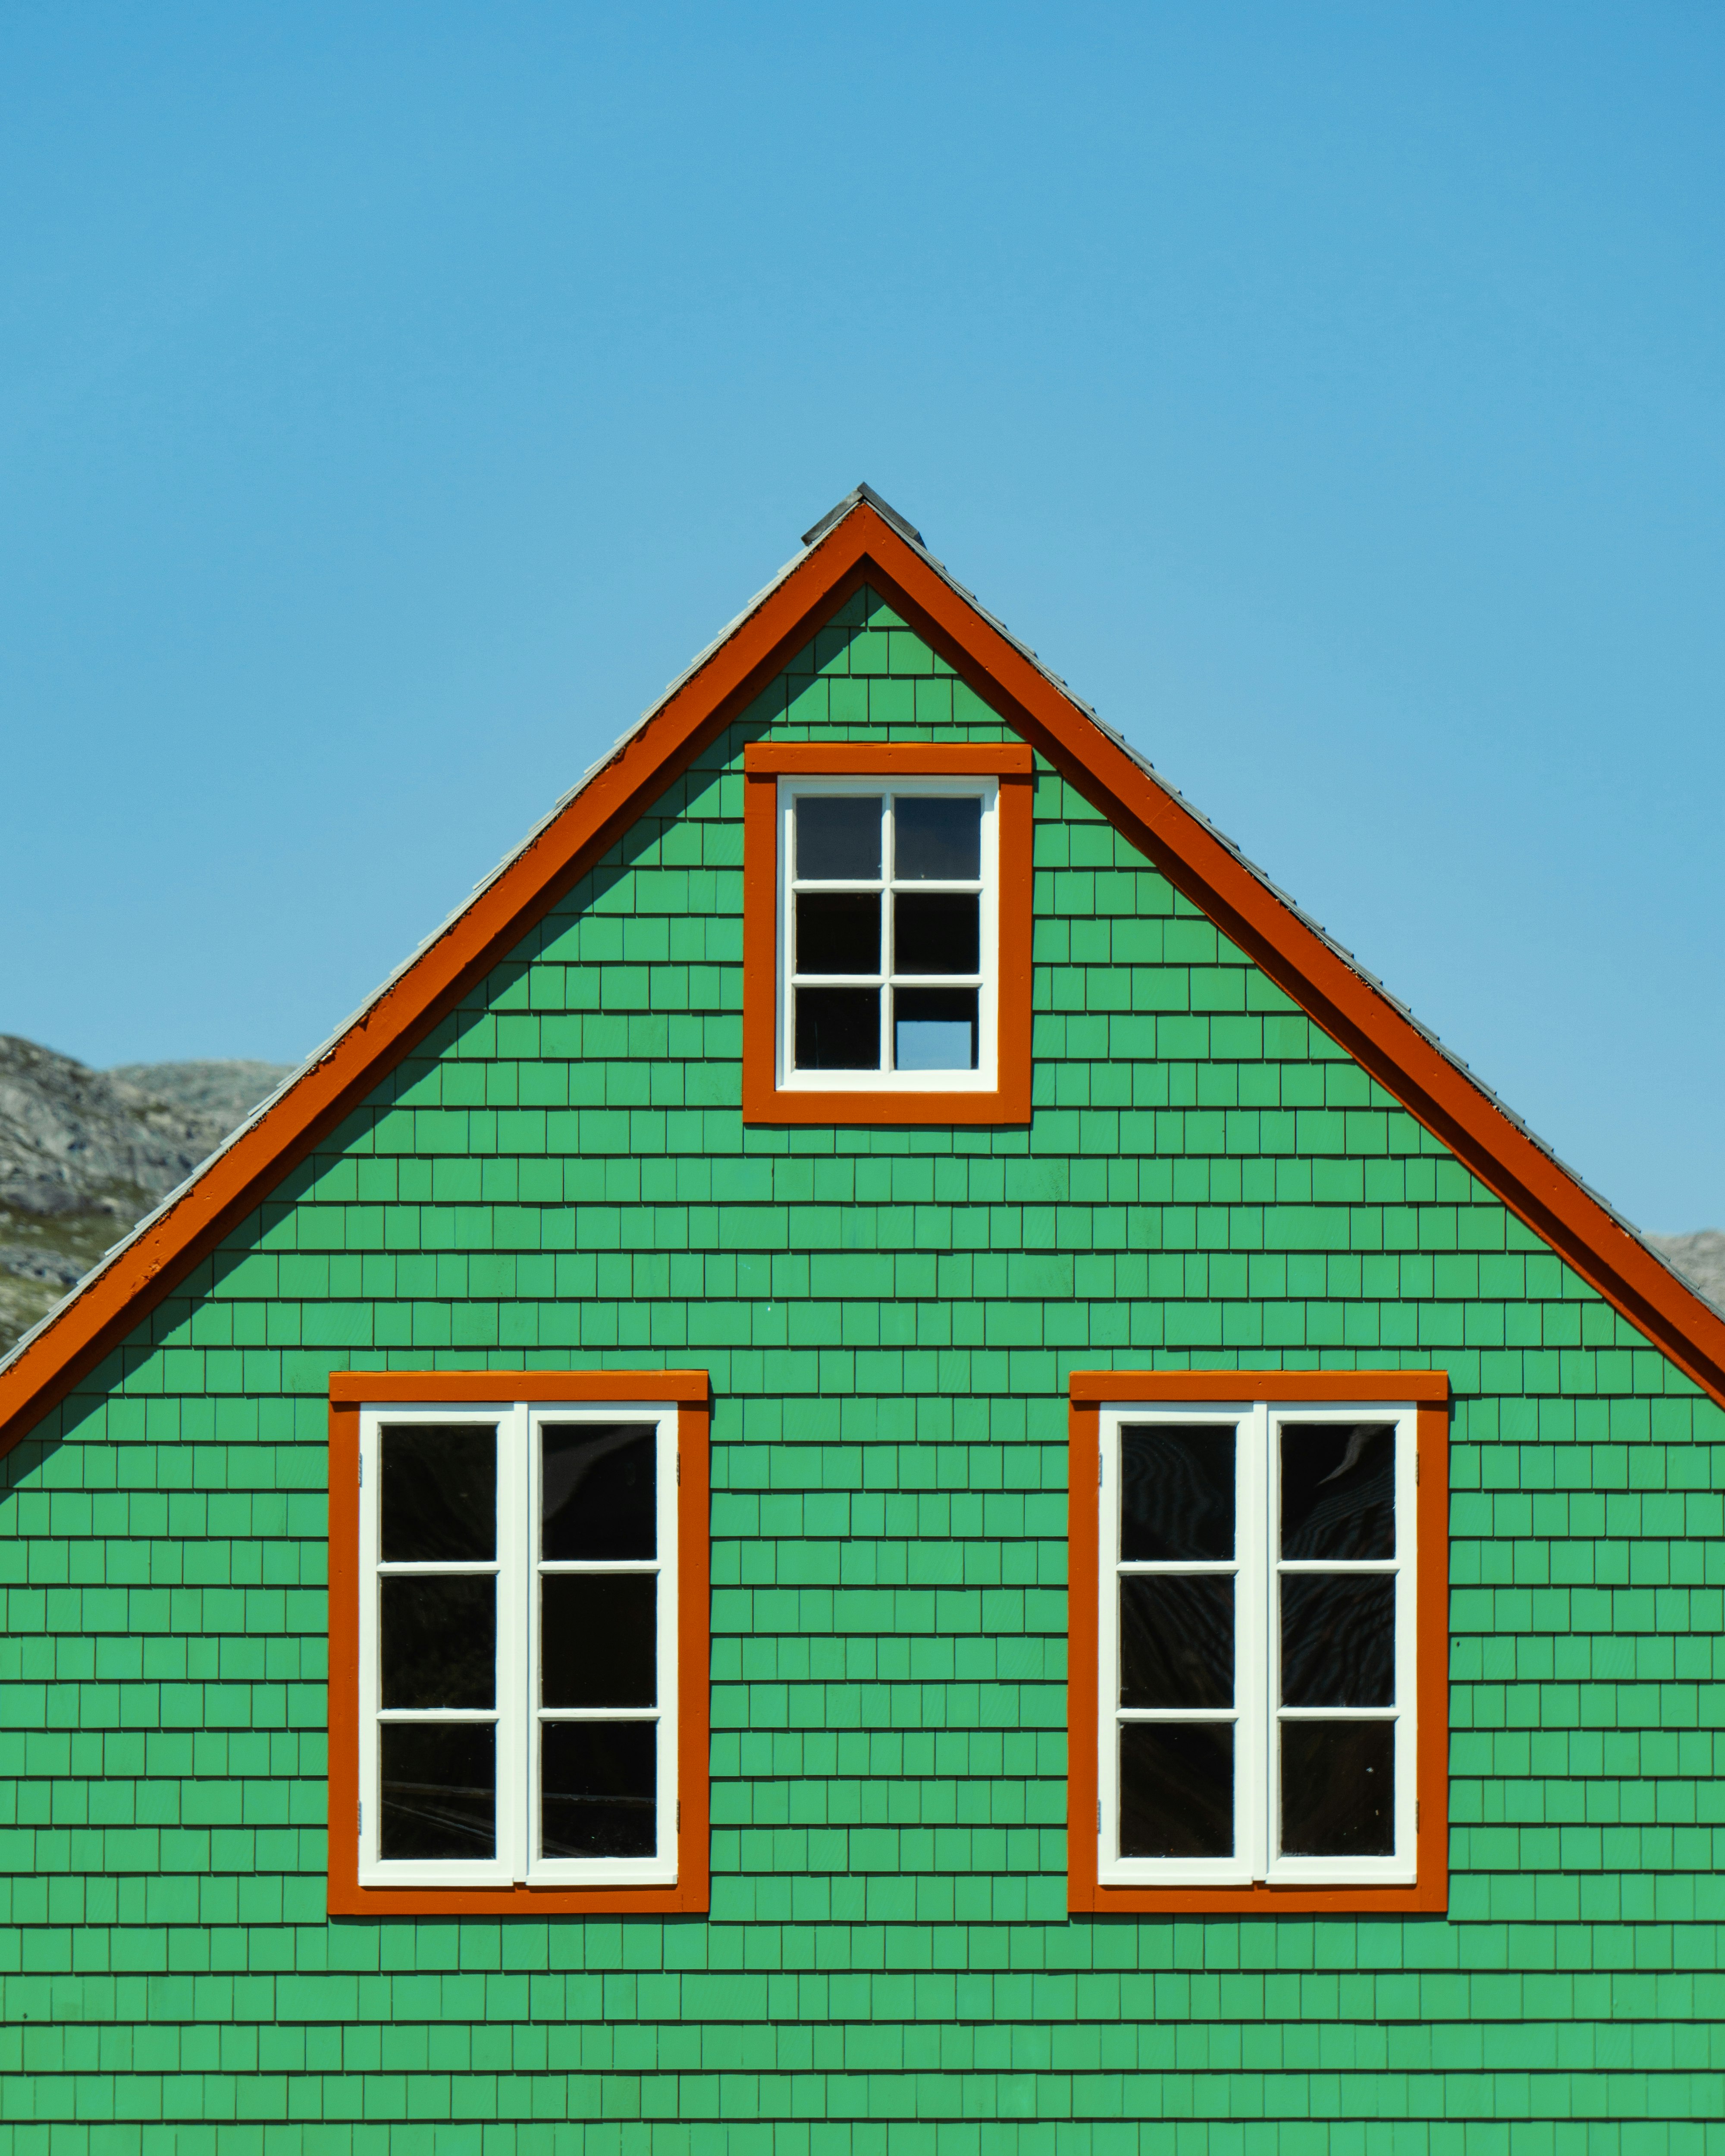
0 1038 293 1356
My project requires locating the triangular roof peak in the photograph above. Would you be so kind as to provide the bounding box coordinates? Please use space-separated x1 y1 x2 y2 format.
801 483 925 550
4 495 1724 1439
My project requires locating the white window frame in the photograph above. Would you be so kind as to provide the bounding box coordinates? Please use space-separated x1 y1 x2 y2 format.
355 1399 679 1889
1096 1398 1418 1889
775 775 1000 1094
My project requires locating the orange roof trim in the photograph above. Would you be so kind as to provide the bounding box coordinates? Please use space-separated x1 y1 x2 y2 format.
4 490 1724 1445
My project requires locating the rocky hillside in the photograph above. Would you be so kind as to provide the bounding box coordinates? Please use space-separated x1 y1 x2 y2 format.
0 1037 293 1355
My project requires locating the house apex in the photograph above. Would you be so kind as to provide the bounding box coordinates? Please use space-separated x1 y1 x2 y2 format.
801 482 925 551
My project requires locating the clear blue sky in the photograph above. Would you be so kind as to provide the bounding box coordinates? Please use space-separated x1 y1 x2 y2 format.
3 5 1722 1232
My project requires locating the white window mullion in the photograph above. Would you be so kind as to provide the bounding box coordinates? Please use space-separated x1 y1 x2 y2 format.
498 1402 530 1884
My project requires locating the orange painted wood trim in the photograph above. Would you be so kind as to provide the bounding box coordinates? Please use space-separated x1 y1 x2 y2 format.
326 1371 711 1917
743 743 1035 776
327 1370 713 1405
1066 1370 1449 1917
1069 1369 1453 1405
5 496 1723 1449
740 744 1034 1125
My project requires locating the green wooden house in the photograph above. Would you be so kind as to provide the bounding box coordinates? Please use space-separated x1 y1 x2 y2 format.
4 485 1725 2152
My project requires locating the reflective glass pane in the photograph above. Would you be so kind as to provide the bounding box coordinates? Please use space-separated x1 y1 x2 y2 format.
380 1721 495 1860
893 893 979 975
542 1426 655 1561
796 892 880 975
381 1423 495 1561
795 796 880 880
1120 1575 1233 1708
1120 1722 1233 1858
1281 1574 1396 1707
541 1573 656 1707
1280 1720 1394 1855
380 1575 495 1709
894 795 981 880
540 1720 656 1858
795 987 880 1069
1120 1425 1235 1561
893 987 977 1071
1281 1422 1395 1558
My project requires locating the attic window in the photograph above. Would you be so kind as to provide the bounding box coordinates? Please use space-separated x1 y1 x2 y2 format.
742 742 1034 1125
787 783 991 1082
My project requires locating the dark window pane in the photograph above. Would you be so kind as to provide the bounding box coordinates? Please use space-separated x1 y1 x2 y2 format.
1120 1722 1232 1858
894 795 981 880
796 796 880 880
795 987 880 1069
381 1575 495 1709
541 1720 656 1858
1120 1575 1233 1708
381 1424 495 1562
542 1426 656 1561
796 892 880 975
894 893 979 975
542 1573 656 1707
1281 1574 1396 1707
1120 1425 1235 1561
1281 1720 1394 1856
380 1721 495 1860
1281 1423 1396 1559
893 987 977 1072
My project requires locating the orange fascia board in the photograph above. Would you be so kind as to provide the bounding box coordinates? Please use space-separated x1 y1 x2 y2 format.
327 1369 710 1916
1067 1370 1449 1916
2 498 1723 1451
741 740 1034 1126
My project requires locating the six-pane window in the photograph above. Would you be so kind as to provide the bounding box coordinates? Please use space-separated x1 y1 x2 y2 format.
1097 1401 1418 1886
778 780 999 1088
357 1402 679 1887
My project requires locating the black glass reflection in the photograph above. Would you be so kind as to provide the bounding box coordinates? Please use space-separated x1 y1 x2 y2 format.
381 1424 496 1561
542 1426 655 1561
542 1573 656 1707
1281 1720 1394 1855
1120 1723 1232 1858
894 893 979 975
380 1721 495 1860
893 987 978 1072
894 795 981 880
1281 1575 1396 1707
1120 1426 1235 1561
541 1721 656 1858
796 796 881 880
1281 1423 1395 1559
381 1575 495 1708
795 987 879 1069
1120 1576 1233 1708
797 892 880 975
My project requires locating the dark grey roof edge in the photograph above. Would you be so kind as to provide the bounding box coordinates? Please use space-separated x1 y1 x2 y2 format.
1 487 1709 1385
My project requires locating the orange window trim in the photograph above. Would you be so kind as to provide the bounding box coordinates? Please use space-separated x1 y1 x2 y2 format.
1066 1369 1450 1917
326 1370 711 1918
741 742 1035 1125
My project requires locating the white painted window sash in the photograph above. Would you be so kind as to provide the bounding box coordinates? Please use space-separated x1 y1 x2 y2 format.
775 776 1000 1094
356 1400 678 1890
1096 1399 1419 1889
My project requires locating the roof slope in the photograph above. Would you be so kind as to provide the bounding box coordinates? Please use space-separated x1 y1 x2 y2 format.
5 488 1724 1442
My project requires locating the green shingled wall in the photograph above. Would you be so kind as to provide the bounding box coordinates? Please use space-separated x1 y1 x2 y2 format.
3 586 1724 2150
